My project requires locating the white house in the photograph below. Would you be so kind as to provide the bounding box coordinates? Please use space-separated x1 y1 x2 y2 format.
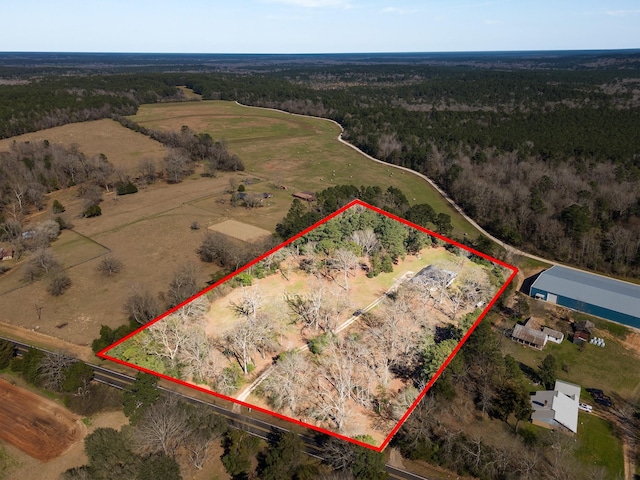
530 380 581 434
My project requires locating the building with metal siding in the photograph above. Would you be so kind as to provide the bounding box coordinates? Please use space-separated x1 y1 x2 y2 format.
529 265 640 328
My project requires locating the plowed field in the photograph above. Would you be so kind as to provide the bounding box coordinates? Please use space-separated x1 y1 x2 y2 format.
0 379 84 461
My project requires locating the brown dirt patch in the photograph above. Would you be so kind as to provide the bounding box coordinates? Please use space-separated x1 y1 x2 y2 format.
0 378 85 461
208 219 272 243
0 119 167 173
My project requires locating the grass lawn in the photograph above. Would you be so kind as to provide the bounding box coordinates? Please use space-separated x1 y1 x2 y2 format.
575 413 625 479
498 319 640 400
131 101 481 238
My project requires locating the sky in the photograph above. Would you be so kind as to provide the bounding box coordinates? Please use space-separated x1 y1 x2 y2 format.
1 0 639 53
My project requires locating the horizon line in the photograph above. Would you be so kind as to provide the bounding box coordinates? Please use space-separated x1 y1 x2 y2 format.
1 48 640 56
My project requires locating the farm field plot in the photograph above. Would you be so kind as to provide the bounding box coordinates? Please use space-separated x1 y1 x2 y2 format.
0 378 84 461
0 174 241 344
131 101 478 237
0 119 167 173
100 200 516 451
208 219 272 243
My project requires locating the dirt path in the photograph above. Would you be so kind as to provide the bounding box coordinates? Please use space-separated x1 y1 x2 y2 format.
0 321 94 362
0 322 98 362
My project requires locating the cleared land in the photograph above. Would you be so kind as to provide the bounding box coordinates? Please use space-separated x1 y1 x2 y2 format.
208 219 272 243
0 99 482 348
0 118 167 173
131 101 478 236
0 378 84 461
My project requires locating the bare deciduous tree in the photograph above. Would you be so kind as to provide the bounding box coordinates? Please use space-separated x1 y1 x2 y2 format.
133 395 189 458
40 351 74 391
23 248 61 282
262 351 309 415
97 255 123 276
124 284 161 324
332 248 359 291
138 158 157 185
167 263 200 308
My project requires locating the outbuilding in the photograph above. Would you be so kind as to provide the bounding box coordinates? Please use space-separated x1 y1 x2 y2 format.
528 265 640 328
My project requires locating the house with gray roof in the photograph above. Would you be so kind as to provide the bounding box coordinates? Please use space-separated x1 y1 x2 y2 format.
529 265 640 329
530 380 581 434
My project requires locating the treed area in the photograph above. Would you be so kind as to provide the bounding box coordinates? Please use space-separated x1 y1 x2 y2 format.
108 203 502 442
0 337 390 479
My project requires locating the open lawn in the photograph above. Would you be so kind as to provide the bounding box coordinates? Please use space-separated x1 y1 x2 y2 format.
575 413 625 479
0 119 167 173
498 315 640 401
131 101 479 237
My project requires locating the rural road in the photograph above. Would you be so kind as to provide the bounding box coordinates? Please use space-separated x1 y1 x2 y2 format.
2 336 430 480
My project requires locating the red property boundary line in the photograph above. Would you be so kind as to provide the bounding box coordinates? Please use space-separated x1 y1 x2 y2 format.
98 199 518 452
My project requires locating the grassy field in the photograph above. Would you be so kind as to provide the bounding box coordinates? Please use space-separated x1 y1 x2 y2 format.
499 321 640 400
131 101 480 237
0 119 167 173
575 413 625 478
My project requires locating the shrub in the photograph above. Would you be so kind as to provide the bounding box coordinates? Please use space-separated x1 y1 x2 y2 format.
83 205 102 218
54 216 72 230
116 181 138 196
237 184 245 192
308 333 333 355
52 199 65 213
48 270 72 296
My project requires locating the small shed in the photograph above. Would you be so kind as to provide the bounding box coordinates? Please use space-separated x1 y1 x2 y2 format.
293 192 316 202
542 327 564 344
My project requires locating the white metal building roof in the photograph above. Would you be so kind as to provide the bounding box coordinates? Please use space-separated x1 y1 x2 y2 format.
530 265 640 318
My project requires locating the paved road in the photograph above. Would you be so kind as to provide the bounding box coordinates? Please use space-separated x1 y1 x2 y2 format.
1 336 429 480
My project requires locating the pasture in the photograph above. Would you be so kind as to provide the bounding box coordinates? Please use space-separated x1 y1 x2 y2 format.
0 119 167 173
131 101 478 236
0 99 484 348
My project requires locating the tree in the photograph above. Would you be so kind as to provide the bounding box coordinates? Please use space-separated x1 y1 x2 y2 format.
0 339 14 369
164 149 190 183
84 428 140 480
260 431 318 480
123 372 160 425
138 158 157 185
167 263 200 308
538 354 557 390
262 351 310 415
182 403 228 469
62 360 94 394
405 203 436 227
221 429 260 479
332 248 359 291
83 204 102 218
97 255 123 276
351 444 389 480
133 395 189 458
47 268 72 296
124 284 161 324
137 453 181 480
39 351 74 391
22 248 61 282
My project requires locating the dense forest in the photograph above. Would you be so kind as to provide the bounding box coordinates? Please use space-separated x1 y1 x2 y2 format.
1 54 639 276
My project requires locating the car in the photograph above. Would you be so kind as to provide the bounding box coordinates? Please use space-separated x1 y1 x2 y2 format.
353 309 363 317
578 403 593 412
594 396 612 407
586 388 604 395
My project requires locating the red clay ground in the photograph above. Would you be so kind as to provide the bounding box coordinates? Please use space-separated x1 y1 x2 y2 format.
0 378 85 461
